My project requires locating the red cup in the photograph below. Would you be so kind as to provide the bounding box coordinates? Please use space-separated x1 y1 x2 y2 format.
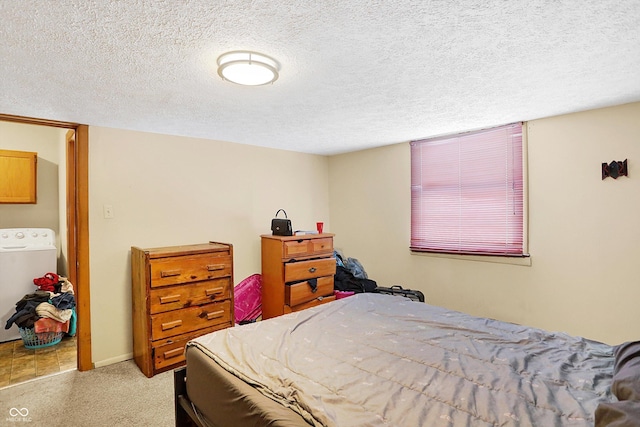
316 222 324 234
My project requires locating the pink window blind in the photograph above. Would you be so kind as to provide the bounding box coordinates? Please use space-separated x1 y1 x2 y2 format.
410 123 524 256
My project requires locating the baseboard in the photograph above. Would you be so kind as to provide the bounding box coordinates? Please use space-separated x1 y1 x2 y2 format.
93 352 133 368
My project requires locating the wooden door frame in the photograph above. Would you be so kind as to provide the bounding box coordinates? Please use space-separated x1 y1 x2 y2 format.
0 113 92 371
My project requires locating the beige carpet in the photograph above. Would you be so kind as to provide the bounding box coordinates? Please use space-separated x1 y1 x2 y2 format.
0 359 174 426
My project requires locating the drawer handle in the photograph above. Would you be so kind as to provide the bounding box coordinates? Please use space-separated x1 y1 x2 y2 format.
206 310 224 320
163 347 184 360
160 269 181 278
308 267 317 273
205 287 224 297
159 295 181 304
161 320 182 331
207 264 226 271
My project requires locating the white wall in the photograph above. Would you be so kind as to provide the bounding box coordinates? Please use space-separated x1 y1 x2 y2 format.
88 127 330 365
329 101 640 346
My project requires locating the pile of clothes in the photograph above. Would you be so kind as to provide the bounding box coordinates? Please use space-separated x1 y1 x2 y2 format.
4 272 76 337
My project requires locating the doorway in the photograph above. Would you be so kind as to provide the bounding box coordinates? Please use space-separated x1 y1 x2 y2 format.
0 114 92 385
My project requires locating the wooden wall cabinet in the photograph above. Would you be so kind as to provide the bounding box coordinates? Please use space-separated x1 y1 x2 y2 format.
261 234 336 319
0 149 37 204
131 242 234 377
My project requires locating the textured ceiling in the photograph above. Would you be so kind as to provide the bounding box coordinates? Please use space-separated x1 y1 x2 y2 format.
1 1 639 155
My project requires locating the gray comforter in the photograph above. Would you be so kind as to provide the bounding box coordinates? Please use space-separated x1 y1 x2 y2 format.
191 293 614 426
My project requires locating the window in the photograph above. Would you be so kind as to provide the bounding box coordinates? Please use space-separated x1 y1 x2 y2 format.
410 123 525 256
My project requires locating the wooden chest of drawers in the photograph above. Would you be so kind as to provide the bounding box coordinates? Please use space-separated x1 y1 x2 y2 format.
131 242 234 377
261 234 336 319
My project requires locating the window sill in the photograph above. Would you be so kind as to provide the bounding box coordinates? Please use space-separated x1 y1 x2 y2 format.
410 250 532 266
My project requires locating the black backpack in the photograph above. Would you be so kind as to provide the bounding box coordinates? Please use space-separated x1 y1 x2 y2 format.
334 265 377 293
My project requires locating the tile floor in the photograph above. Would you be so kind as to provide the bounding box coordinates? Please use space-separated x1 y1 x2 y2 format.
0 335 76 388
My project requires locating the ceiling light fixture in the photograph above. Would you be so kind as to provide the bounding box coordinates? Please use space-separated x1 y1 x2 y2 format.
216 51 279 86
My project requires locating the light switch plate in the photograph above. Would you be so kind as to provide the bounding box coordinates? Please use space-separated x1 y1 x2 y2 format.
103 204 114 219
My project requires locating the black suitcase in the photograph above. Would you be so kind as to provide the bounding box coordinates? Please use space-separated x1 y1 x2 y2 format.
373 285 425 303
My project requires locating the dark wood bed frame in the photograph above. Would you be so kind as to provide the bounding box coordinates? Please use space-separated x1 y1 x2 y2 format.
174 367 206 427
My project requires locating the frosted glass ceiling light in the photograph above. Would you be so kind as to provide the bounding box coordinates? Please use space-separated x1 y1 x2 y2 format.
217 51 279 86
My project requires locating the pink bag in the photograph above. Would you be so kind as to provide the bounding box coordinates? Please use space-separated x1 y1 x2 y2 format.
234 274 262 324
334 290 355 300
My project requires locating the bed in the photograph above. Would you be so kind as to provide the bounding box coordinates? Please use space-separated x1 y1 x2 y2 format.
174 293 640 427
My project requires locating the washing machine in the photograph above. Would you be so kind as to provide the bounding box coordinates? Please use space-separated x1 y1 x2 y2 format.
0 228 57 342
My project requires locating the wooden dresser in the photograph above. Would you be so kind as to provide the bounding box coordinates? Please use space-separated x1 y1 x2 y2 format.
261 234 336 319
131 242 234 377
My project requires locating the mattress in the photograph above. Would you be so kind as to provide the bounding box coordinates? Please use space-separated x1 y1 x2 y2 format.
187 293 616 426
185 345 310 426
